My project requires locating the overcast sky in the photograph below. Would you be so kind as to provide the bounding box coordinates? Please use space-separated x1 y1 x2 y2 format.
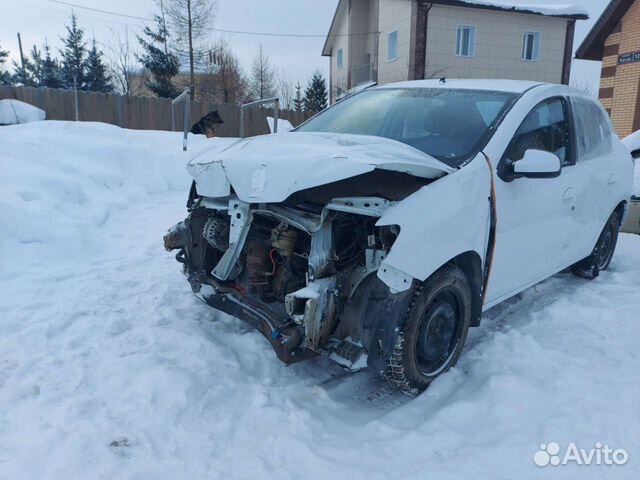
0 0 610 92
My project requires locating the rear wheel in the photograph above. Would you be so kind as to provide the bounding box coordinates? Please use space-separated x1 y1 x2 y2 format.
385 265 472 394
572 210 621 279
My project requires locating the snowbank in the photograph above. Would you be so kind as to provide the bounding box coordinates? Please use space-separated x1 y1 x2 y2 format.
267 116 294 133
622 131 640 195
0 122 639 479
0 99 46 125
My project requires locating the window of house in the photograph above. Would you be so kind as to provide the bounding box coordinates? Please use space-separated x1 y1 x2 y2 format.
507 98 571 166
388 31 398 62
456 25 476 57
337 48 344 69
522 32 541 61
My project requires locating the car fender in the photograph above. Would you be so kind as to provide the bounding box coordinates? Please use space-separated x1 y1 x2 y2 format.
376 153 491 292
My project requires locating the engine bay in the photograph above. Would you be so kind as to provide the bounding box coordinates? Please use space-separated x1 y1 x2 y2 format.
164 186 404 369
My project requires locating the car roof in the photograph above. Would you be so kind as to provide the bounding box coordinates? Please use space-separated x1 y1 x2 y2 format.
374 79 546 94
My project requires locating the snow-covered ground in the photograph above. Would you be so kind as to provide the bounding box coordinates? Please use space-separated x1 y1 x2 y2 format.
1 121 639 479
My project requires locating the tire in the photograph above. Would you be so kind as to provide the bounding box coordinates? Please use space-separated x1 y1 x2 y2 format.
385 265 472 394
571 210 621 279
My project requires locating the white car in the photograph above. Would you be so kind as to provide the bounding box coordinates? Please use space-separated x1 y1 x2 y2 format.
165 80 634 393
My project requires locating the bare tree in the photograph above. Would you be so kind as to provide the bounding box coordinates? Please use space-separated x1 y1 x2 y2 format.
277 69 294 110
164 0 216 98
196 38 247 104
249 44 276 101
106 27 139 96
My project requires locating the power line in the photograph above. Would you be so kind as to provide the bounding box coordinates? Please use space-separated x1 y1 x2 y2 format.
47 0 377 38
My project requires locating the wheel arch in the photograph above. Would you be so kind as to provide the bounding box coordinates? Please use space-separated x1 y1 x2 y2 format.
614 200 628 227
447 251 484 327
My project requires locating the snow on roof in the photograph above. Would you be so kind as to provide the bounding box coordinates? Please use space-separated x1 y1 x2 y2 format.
376 78 545 94
439 0 588 18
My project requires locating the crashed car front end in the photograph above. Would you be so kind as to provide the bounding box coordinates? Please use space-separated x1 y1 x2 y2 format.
164 132 452 371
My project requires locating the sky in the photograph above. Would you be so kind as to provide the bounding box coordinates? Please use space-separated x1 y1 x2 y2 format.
0 0 611 93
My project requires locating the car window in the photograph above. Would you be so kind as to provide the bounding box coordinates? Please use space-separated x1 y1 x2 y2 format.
508 98 571 166
296 88 516 167
571 96 613 161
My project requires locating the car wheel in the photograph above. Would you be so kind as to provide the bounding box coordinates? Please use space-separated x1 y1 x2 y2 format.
571 210 621 279
385 265 472 394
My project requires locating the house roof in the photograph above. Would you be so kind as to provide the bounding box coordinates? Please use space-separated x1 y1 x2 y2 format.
322 0 588 56
575 0 635 61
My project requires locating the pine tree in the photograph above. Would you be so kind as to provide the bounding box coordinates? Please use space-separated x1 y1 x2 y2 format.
0 42 11 85
137 14 180 98
303 71 328 115
60 13 87 90
84 39 113 93
293 81 303 112
40 42 63 88
11 56 36 86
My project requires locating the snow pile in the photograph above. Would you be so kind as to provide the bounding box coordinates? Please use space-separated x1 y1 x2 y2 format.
622 131 640 195
1 122 639 479
0 99 46 125
453 0 588 17
267 116 294 133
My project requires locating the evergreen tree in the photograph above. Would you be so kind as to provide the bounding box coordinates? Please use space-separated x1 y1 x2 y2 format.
40 42 63 88
60 13 87 90
84 39 113 93
11 57 35 86
137 14 180 98
303 71 328 115
0 42 11 85
293 80 303 112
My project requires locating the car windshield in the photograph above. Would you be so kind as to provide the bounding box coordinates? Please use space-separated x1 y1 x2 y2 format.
296 88 517 167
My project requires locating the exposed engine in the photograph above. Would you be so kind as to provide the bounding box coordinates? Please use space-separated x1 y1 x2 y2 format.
164 184 408 369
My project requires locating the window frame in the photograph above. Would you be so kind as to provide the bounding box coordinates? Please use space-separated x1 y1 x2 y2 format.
569 95 614 162
388 31 398 63
498 96 576 181
522 31 541 62
337 48 344 69
456 25 476 57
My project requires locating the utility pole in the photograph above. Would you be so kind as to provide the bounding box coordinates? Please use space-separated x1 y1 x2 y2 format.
187 0 195 99
16 32 26 82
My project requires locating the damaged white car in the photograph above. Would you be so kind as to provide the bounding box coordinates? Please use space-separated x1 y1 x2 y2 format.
165 80 634 393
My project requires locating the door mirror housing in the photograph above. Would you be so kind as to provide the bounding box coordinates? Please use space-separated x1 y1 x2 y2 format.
512 149 562 179
630 148 640 160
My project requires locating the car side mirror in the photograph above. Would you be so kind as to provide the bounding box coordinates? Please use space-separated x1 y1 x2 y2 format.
513 149 562 179
631 148 640 160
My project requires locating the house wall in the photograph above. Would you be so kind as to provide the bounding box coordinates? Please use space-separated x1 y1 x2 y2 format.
331 4 350 102
425 5 568 83
599 0 640 137
377 0 413 84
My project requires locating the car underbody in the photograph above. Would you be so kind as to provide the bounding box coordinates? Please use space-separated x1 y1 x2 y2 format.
164 172 434 373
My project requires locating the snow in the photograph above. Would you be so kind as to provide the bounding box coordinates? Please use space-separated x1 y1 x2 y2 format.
622 131 640 195
266 116 294 133
451 0 588 17
0 99 46 125
1 121 639 479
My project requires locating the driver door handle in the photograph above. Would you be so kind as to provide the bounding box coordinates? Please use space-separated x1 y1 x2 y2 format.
563 187 575 201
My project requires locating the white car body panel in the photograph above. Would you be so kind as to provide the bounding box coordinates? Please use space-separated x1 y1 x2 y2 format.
184 80 633 310
376 154 491 291
187 132 452 202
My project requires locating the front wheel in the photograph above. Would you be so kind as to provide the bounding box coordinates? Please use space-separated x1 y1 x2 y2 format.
572 210 621 279
385 265 472 394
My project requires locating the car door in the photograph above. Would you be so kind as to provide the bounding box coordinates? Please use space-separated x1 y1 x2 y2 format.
569 95 620 260
486 97 577 304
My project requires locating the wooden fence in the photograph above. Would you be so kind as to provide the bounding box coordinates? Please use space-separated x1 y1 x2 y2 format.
0 85 307 137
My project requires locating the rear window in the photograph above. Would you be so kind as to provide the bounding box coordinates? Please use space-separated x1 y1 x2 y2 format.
571 96 613 161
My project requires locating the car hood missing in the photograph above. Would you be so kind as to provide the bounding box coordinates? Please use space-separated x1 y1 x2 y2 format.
187 132 454 203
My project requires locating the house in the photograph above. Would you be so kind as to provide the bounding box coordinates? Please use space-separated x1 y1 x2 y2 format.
321 0 588 103
576 0 640 138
